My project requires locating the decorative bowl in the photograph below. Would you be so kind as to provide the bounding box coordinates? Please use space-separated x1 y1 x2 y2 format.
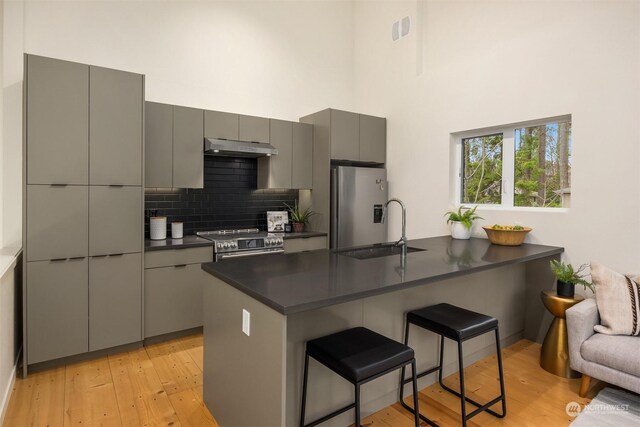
482 226 532 246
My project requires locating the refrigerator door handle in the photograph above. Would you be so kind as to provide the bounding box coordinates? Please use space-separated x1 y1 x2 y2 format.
330 167 339 249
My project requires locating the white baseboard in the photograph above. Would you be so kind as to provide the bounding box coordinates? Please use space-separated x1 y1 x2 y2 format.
0 350 20 426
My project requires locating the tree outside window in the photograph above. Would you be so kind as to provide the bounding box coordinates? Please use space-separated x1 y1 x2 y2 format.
458 119 571 208
514 122 571 208
462 134 503 205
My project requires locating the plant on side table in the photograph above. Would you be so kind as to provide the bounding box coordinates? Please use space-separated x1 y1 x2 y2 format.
444 205 482 240
549 260 593 298
285 201 316 233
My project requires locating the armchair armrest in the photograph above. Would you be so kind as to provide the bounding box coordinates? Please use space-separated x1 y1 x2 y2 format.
566 298 599 372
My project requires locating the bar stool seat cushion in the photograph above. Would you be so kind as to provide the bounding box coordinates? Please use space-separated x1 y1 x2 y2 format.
407 303 498 340
306 327 414 382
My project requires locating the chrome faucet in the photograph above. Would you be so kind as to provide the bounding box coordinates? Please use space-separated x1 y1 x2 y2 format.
382 198 407 261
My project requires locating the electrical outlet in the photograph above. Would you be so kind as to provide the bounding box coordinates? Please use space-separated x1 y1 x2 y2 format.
242 309 251 336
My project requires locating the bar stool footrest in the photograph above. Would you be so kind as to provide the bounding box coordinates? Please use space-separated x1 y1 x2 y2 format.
304 403 356 427
439 381 506 419
399 400 440 427
401 365 440 385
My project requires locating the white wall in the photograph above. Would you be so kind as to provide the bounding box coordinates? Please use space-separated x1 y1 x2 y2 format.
23 0 355 121
2 0 23 248
353 0 640 282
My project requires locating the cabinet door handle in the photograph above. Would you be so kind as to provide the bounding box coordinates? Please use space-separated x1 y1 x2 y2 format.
108 184 125 188
174 264 187 268
50 258 67 262
50 184 68 187
110 253 124 257
69 256 86 260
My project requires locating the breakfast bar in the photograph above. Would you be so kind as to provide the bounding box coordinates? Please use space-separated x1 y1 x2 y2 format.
201 236 563 426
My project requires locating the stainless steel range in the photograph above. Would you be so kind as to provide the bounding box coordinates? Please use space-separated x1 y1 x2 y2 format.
196 228 284 261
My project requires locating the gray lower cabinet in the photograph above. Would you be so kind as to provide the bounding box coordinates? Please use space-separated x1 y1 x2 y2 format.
26 55 89 185
26 185 88 262
330 109 360 161
173 106 204 188
239 114 270 143
359 114 386 163
89 186 142 256
144 263 205 337
89 254 142 351
205 110 238 140
283 236 327 253
27 258 88 364
90 66 143 185
145 102 173 187
292 122 313 189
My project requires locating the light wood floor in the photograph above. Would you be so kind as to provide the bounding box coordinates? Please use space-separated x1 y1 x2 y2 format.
3 336 601 427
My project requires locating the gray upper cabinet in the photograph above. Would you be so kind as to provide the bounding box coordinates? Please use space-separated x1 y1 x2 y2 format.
89 254 142 351
173 106 204 189
292 122 313 189
239 115 270 143
27 258 88 364
145 102 173 188
257 120 313 190
90 66 143 185
258 119 292 189
205 110 238 140
26 55 89 185
330 110 359 161
359 114 386 164
89 186 142 256
26 185 88 261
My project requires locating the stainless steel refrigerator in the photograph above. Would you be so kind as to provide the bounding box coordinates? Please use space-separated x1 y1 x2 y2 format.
331 166 388 249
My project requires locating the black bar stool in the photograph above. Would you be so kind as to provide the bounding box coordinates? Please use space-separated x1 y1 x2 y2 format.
300 326 421 427
399 303 507 427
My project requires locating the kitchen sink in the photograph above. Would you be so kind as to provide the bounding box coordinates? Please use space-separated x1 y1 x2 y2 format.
335 243 426 260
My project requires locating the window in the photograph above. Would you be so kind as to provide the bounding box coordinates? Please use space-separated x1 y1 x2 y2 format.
456 117 571 208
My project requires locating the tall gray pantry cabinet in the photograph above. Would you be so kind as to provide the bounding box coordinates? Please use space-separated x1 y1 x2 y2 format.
23 55 144 373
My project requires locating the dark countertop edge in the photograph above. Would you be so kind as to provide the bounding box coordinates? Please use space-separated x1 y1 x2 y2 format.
144 232 327 251
280 231 327 240
201 244 564 316
144 237 214 252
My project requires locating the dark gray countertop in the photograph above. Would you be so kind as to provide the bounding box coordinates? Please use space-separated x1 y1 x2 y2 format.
145 235 213 251
144 231 327 251
279 231 327 240
201 236 563 315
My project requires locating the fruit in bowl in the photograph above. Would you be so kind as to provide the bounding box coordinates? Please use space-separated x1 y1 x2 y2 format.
482 224 532 246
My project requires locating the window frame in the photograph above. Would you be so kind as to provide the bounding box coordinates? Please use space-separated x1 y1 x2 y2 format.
452 115 571 211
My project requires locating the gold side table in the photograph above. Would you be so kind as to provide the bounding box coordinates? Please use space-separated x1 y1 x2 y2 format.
540 290 584 378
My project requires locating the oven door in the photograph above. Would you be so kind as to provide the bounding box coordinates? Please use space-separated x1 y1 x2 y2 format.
215 247 284 262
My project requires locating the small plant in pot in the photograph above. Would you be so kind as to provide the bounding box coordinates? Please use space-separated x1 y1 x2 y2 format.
444 206 482 240
285 201 316 233
549 260 593 298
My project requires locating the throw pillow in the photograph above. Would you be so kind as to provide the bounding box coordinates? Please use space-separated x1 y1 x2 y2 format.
592 261 640 336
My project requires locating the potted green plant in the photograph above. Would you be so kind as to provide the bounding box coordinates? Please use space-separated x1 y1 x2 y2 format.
285 201 316 233
444 206 482 240
549 260 593 298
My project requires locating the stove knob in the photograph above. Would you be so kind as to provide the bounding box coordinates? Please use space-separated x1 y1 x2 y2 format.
278 238 283 245
265 239 271 246
232 241 238 248
217 243 223 250
223 242 230 249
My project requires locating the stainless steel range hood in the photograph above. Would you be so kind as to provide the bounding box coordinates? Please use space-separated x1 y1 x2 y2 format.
204 138 278 158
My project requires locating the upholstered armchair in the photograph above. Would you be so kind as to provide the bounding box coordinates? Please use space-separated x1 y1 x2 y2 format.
566 298 640 396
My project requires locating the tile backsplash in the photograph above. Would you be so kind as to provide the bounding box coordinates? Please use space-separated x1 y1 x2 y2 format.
144 156 297 236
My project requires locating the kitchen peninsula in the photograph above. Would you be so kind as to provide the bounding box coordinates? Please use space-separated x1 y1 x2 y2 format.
201 236 563 427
